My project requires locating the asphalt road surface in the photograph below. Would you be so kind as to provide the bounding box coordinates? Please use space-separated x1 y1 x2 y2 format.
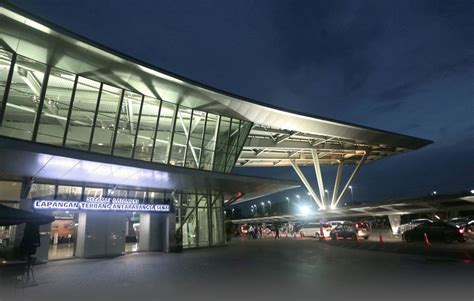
2 238 474 301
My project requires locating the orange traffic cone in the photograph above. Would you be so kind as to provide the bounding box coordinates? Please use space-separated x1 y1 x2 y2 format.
379 233 384 244
424 233 431 246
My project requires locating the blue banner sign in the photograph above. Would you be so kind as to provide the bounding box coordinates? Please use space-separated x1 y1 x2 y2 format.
33 198 170 213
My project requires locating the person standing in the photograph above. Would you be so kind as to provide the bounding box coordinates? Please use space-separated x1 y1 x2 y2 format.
275 224 280 239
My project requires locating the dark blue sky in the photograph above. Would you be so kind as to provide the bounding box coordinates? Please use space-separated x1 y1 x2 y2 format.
11 0 474 204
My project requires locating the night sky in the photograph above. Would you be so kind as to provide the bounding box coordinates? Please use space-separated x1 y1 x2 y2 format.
10 1 474 208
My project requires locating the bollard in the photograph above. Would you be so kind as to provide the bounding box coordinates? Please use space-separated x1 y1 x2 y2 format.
379 233 384 244
300 231 304 238
335 232 339 240
319 227 325 241
286 230 288 238
355 234 359 244
424 233 431 246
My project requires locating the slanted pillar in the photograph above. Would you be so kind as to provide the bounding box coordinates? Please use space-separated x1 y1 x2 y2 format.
289 160 324 209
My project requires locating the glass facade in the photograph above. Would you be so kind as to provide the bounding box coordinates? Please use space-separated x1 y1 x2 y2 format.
0 48 252 173
26 182 226 249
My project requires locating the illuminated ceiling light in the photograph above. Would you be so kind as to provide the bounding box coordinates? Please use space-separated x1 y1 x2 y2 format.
470 190 474 194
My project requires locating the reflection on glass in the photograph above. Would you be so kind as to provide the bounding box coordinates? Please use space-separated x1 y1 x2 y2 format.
90 84 121 154
65 77 101 151
36 68 76 145
0 55 47 140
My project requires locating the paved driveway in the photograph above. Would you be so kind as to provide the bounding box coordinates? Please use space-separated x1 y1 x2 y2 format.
2 238 474 301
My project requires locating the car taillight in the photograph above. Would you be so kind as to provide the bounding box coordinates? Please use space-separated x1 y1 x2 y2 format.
459 228 465 234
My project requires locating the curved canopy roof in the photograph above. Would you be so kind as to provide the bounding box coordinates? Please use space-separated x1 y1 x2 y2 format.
0 2 432 171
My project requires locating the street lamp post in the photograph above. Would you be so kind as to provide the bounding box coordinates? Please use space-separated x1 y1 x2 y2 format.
286 197 290 213
349 186 354 204
261 202 265 215
267 200 272 215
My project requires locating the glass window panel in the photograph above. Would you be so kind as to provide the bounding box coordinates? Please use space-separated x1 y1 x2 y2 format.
185 110 206 168
182 208 197 248
224 120 241 172
90 84 121 154
197 206 209 247
0 49 13 119
65 77 101 151
200 113 219 170
56 185 82 201
0 55 47 140
213 116 231 172
211 207 224 245
36 68 76 145
134 96 160 161
113 91 141 158
169 107 191 167
84 187 105 199
153 102 176 164
146 191 164 204
128 190 146 202
28 183 55 200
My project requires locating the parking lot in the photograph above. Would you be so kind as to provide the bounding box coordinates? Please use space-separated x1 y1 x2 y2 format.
2 237 474 301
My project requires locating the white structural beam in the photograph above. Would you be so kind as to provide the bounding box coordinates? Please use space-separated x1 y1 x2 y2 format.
331 161 344 208
289 160 324 209
311 149 326 208
333 153 368 208
178 112 199 167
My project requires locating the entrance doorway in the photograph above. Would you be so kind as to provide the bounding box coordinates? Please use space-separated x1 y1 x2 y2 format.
125 212 140 253
48 211 77 260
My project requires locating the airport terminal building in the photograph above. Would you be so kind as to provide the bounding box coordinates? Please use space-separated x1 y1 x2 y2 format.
0 3 431 261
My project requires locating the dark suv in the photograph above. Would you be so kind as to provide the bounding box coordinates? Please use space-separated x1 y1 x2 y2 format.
402 222 466 243
330 222 369 240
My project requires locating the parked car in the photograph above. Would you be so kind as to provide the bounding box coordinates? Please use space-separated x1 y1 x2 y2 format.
398 218 433 234
327 221 346 229
402 222 467 243
299 223 332 238
330 222 369 240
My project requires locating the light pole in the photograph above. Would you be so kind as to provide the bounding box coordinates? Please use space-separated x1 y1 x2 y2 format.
267 200 272 215
286 197 290 213
348 186 354 204
261 202 265 215
296 194 300 205
324 189 330 200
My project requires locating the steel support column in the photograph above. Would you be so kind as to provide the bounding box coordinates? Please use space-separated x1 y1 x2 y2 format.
331 160 344 208
333 153 368 208
289 160 324 209
311 149 326 208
